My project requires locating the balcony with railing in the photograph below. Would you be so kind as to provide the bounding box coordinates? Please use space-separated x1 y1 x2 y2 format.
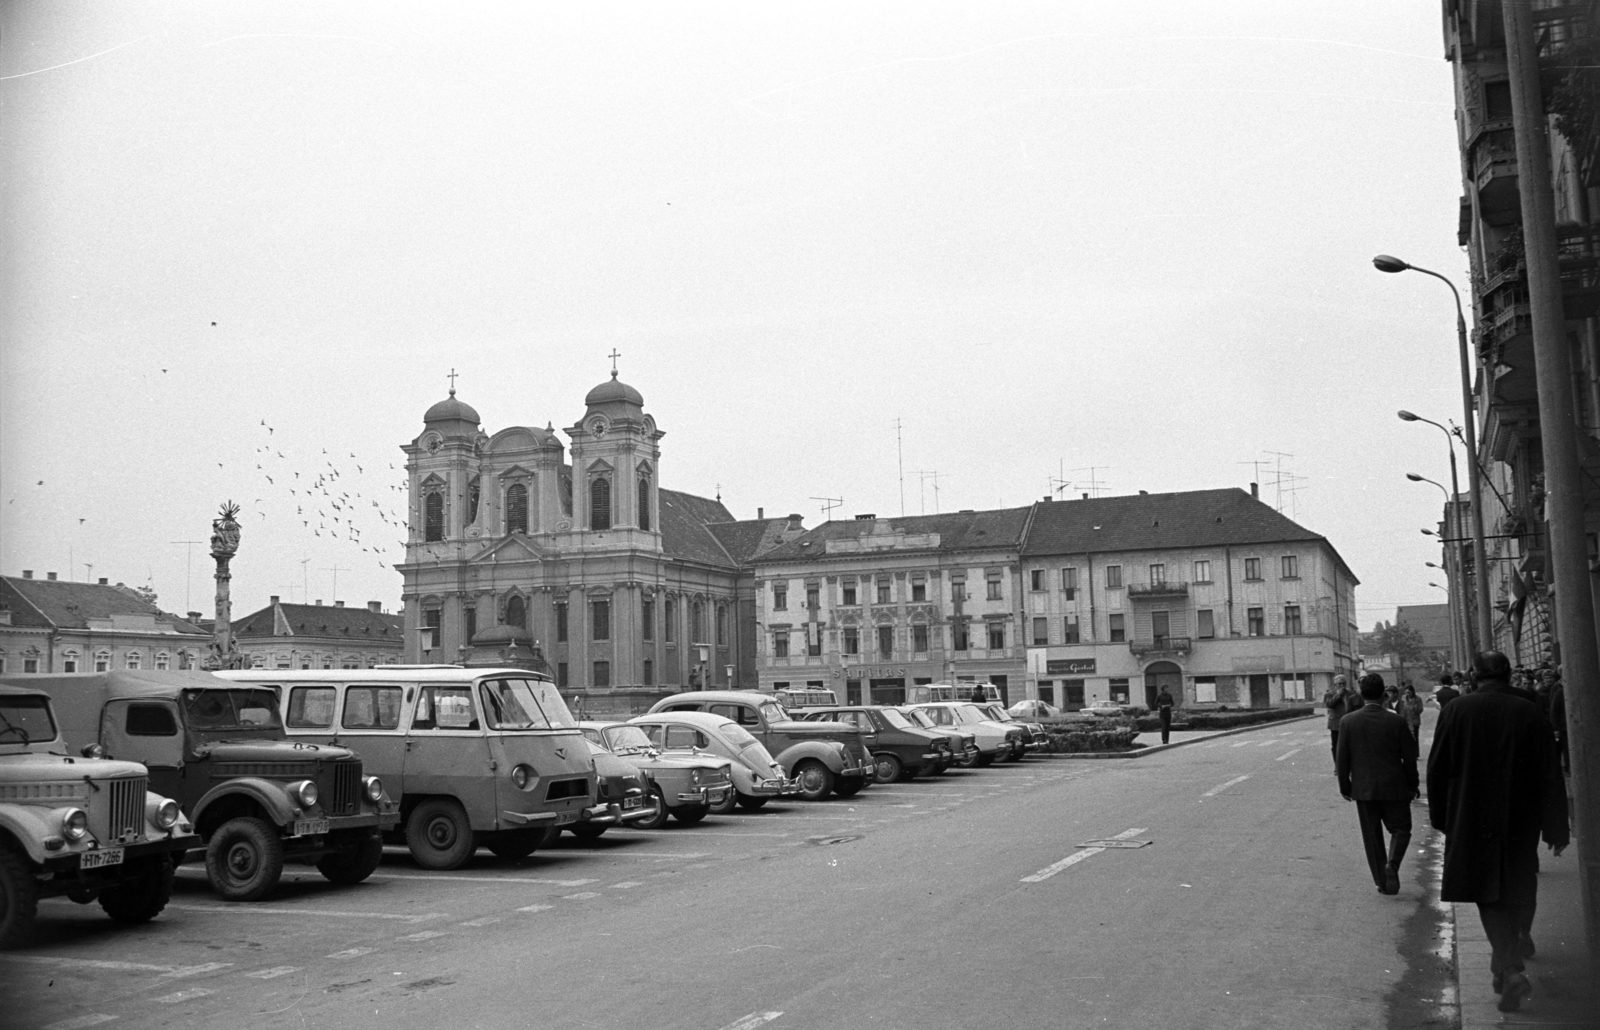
1126 581 1189 599
1129 636 1192 655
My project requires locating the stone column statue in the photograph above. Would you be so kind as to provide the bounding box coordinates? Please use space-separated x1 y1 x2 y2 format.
203 501 243 671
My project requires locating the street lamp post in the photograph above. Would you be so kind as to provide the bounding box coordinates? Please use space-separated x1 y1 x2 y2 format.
1375 257 1494 651
1398 410 1475 662
1408 469 1471 671
1424 562 1465 672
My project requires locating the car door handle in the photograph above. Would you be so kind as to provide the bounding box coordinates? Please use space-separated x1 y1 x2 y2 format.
405 740 416 751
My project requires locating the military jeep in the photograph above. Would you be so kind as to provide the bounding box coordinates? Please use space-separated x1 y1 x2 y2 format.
0 683 197 947
27 672 399 902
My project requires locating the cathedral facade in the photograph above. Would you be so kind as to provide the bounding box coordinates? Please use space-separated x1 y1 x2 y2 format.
397 372 802 694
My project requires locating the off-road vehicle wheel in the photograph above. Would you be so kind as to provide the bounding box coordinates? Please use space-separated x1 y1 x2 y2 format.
99 856 175 923
317 831 384 884
206 817 285 902
484 830 541 861
0 845 39 948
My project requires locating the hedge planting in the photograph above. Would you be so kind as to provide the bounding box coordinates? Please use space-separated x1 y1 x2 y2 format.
1037 722 1141 753
1133 705 1315 733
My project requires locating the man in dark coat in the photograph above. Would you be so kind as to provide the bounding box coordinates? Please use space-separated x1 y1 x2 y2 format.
1433 673 1460 708
1336 672 1419 895
1156 685 1175 744
1322 674 1357 763
1427 651 1568 1013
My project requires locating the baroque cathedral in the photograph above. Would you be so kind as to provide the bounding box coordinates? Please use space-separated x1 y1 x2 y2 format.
397 370 804 694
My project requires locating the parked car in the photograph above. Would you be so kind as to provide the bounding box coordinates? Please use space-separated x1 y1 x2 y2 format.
33 671 396 901
907 702 1021 766
645 691 873 801
579 722 732 830
1008 699 1060 720
797 706 953 781
0 683 198 947
979 703 1045 760
225 668 630 869
629 712 796 810
898 707 979 769
1081 700 1132 717
573 737 660 833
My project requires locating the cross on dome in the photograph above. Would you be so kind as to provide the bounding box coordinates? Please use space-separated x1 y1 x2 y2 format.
447 367 459 396
607 349 621 376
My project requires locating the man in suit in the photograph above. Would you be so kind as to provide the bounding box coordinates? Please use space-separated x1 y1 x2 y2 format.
1336 672 1420 895
1427 651 1568 1013
1323 674 1357 763
1433 673 1460 708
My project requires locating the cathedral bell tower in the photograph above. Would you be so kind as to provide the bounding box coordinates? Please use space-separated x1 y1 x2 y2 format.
566 366 663 545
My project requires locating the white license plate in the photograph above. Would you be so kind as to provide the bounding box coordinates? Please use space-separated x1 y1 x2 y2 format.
81 848 124 869
622 796 644 810
292 819 330 837
556 810 578 825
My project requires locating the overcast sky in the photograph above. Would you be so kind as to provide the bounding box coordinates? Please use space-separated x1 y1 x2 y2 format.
3 2 1468 629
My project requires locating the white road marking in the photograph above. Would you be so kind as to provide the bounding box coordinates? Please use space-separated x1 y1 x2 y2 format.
717 1012 784 1030
1230 741 1253 748
672 831 792 838
167 904 444 923
154 989 213 1004
326 948 374 959
880 791 965 797
563 891 601 900
1257 740 1281 747
1021 828 1147 883
549 851 710 858
1276 748 1302 761
396 931 447 942
245 967 300 979
611 881 643 889
43 1015 116 1030
459 917 501 927
1 957 231 978
517 904 553 913
370 873 599 886
1202 775 1251 797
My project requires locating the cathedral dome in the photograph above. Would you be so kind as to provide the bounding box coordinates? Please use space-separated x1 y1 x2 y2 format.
584 371 644 410
424 390 480 426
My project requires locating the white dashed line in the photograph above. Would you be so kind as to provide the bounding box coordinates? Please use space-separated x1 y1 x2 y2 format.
716 1012 784 1030
1020 828 1147 883
396 931 448 942
245 967 300 979
155 989 213 1004
43 1015 117 1030
562 891 601 900
326 948 374 959
611 881 643 889
459 917 501 927
1276 748 1302 761
369 874 599 887
673 831 792 838
551 851 709 859
167 904 445 923
6 957 175 974
517 904 553 913
1202 775 1251 797
1230 741 1253 748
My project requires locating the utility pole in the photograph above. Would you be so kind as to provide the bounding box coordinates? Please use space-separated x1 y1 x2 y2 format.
1505 0 1600 949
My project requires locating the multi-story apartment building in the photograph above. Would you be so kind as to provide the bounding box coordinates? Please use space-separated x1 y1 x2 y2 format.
231 597 405 669
1442 2 1599 665
750 508 1031 704
1020 489 1359 711
0 572 210 674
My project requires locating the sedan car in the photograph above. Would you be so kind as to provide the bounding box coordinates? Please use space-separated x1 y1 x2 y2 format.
907 702 1021 766
1081 700 1133 717
580 721 734 830
629 712 797 810
898 707 979 769
979 703 1046 760
798 706 954 781
1008 699 1060 720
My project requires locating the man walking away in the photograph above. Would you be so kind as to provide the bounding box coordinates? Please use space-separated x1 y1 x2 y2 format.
1336 673 1419 895
1323 674 1356 762
1434 673 1460 708
1156 685 1175 745
1427 651 1568 1013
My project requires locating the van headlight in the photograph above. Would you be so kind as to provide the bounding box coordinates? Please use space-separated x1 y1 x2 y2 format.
363 776 384 803
61 808 89 841
289 780 319 809
152 798 181 830
511 764 535 790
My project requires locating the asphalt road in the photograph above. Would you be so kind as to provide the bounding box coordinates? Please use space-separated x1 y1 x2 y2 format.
1 717 1453 1030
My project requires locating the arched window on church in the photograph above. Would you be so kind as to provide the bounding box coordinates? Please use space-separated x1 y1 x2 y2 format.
506 483 528 535
425 492 444 542
590 478 612 531
692 600 706 644
468 476 481 524
638 477 652 531
505 595 526 629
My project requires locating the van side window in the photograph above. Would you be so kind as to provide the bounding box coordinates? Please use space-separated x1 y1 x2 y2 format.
287 687 336 729
343 686 403 730
664 725 700 749
413 686 479 731
125 704 177 736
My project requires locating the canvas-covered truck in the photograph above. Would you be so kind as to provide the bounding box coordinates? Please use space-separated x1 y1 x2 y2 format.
24 671 398 902
0 683 197 947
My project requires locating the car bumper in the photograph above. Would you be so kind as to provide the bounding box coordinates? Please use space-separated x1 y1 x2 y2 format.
42 832 200 875
675 785 732 805
582 794 659 826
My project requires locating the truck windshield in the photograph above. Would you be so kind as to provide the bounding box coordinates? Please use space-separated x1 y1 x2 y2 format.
181 689 283 731
478 678 577 730
0 695 56 744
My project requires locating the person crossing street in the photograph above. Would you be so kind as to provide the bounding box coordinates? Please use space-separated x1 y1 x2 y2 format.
1335 672 1419 896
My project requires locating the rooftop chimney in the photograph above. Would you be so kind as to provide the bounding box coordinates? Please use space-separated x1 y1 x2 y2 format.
270 595 280 604
98 577 108 585
367 601 382 613
1042 496 1051 502
188 611 201 622
787 513 803 529
47 572 57 581
757 507 764 520
315 599 323 606
334 600 345 608
1139 490 1148 496
855 513 876 521
1082 493 1089 500
1250 482 1259 499
21 570 31 579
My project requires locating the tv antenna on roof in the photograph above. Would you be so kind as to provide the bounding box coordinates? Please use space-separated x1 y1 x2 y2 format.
810 496 844 520
1070 467 1110 498
911 470 942 514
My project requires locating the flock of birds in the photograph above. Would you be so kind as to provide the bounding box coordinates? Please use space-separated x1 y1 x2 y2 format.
248 420 409 572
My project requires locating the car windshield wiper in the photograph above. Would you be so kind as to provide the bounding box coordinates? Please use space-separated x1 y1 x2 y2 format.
0 710 31 744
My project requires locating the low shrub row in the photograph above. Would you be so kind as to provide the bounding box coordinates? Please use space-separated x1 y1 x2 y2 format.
1036 723 1141 753
1132 705 1315 733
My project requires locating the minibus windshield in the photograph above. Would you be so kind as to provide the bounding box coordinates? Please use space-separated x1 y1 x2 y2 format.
478 677 577 730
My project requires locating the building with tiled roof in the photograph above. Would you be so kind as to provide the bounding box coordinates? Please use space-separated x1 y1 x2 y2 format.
749 507 1034 702
396 373 804 696
0 571 209 675
1020 487 1359 712
231 597 405 669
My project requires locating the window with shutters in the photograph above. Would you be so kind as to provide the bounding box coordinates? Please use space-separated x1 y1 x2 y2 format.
1032 617 1048 645
1108 614 1125 642
1105 565 1122 589
1248 607 1265 636
590 478 612 531
987 623 1006 650
913 624 929 653
1062 567 1078 599
1197 609 1215 639
1063 615 1080 643
505 483 528 534
1284 605 1302 635
842 627 859 655
774 631 790 659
